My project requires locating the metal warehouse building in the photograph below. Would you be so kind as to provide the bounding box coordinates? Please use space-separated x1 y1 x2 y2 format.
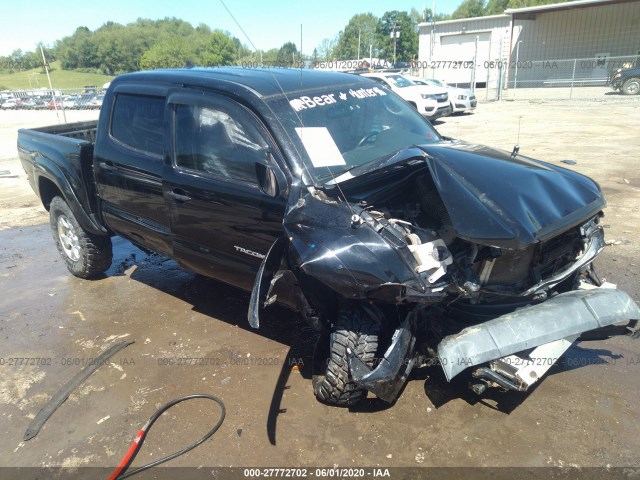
417 0 640 92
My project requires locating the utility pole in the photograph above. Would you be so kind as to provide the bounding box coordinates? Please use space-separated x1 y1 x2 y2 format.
40 45 65 124
391 24 400 66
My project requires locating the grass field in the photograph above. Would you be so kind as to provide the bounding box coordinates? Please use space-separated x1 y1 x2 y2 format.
0 61 114 91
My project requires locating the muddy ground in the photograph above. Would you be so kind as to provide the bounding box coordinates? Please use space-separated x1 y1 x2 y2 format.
0 98 639 478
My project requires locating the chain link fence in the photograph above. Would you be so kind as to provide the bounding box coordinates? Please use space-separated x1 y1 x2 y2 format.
410 54 640 101
502 54 639 100
0 87 106 111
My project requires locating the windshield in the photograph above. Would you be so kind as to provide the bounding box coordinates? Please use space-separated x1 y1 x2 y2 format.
271 81 441 185
386 75 414 88
427 79 447 88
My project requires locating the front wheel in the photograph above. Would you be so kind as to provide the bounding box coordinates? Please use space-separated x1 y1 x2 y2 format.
312 305 379 407
622 77 640 95
49 196 112 278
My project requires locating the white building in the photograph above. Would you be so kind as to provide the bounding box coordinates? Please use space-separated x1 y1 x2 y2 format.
418 0 640 89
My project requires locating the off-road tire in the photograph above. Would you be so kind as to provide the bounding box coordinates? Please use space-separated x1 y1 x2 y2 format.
49 196 112 278
312 305 379 407
622 77 640 95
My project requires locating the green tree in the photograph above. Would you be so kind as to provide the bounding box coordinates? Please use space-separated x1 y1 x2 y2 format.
377 10 419 63
506 0 570 7
451 0 486 19
262 48 279 63
334 13 380 60
197 30 237 66
140 36 193 69
277 42 298 64
316 37 337 61
56 26 97 70
485 0 510 14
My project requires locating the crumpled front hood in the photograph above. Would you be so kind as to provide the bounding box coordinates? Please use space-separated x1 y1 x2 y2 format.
418 143 605 248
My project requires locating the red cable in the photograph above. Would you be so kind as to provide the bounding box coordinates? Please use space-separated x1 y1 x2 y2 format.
107 428 147 480
105 394 225 480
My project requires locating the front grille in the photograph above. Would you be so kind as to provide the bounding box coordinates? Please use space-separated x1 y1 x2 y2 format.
435 93 448 102
483 226 584 290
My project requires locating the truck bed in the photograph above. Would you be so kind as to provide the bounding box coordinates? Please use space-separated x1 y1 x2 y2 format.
27 120 98 142
17 120 100 224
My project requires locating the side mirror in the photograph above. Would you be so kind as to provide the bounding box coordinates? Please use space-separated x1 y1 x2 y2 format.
256 161 287 198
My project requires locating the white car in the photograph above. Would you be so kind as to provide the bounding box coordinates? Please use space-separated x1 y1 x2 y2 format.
360 73 452 120
62 96 79 109
1 98 19 110
408 77 477 114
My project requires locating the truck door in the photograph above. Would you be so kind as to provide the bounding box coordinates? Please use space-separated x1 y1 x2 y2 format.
163 91 288 291
94 87 172 255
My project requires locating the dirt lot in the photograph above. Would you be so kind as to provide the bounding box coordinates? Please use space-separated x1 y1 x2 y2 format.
1 98 639 479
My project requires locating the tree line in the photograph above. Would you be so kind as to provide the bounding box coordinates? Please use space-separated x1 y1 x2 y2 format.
451 0 572 19
0 0 572 76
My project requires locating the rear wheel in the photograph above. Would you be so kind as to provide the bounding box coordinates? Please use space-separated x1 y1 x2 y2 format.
622 77 640 95
312 305 379 406
49 196 112 278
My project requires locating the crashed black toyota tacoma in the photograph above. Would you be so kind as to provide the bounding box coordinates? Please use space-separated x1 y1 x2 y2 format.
17 67 639 406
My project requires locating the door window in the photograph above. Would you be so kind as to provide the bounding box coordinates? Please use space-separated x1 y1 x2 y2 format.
111 94 164 156
173 104 269 184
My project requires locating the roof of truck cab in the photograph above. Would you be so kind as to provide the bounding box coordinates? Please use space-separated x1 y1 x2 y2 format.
111 67 373 99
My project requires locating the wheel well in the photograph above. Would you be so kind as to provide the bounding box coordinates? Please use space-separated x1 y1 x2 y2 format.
408 101 417 108
38 177 63 211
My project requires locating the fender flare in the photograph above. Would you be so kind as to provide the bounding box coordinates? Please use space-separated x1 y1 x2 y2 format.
34 157 106 235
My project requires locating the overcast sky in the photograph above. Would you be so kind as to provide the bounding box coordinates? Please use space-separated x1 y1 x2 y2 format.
1 0 461 56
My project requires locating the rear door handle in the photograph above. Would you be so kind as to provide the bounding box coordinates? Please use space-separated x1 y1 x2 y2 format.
167 188 192 202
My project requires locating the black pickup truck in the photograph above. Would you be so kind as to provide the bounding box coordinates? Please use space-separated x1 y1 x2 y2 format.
18 68 639 406
610 65 640 95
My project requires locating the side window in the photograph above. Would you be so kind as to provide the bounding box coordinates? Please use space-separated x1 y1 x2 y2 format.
111 94 164 156
173 104 268 184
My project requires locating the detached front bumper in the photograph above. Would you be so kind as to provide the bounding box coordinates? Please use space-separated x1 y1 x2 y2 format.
348 287 638 402
437 287 640 383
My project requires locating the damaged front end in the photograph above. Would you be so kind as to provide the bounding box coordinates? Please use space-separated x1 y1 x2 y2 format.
249 142 639 405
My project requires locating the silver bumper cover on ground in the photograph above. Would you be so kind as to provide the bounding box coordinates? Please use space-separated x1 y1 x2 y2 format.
437 288 640 382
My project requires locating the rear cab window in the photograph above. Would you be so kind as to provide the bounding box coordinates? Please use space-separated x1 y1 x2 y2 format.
111 94 164 156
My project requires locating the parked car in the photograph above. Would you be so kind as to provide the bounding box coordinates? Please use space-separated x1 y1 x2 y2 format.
75 94 98 110
408 77 477 114
17 68 640 407
1 98 19 110
89 93 105 110
62 95 80 109
18 97 47 110
610 66 640 95
360 72 452 120
47 99 61 110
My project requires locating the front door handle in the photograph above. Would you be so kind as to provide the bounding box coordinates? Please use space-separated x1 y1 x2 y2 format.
98 160 116 172
167 188 192 202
